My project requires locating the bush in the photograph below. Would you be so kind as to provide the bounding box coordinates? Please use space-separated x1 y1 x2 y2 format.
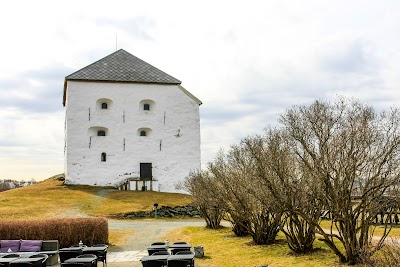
0 218 108 248
368 239 400 267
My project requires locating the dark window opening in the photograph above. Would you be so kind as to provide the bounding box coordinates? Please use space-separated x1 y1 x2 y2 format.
97 130 106 136
101 103 108 109
101 153 107 162
140 131 147 136
144 104 150 111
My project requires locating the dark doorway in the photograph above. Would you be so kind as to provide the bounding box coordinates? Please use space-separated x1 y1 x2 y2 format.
140 163 152 180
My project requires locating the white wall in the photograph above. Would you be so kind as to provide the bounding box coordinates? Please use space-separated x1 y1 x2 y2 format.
64 81 201 193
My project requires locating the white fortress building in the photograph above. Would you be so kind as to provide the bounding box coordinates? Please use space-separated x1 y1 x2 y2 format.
63 49 202 192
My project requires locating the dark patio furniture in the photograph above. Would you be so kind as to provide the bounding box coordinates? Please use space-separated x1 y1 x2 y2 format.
10 258 45 267
151 251 169 256
28 254 48 267
147 244 168 256
167 253 194 267
140 255 169 267
1 255 20 259
60 263 85 267
0 256 20 267
76 254 97 267
169 243 191 255
64 257 96 267
166 261 190 267
85 245 107 267
175 251 194 255
59 249 83 263
8 263 33 267
150 242 166 246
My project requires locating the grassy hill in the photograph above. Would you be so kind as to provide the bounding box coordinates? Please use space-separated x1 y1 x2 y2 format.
0 174 192 220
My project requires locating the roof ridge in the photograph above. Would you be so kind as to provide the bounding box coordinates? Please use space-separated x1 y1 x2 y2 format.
65 49 181 84
65 49 126 80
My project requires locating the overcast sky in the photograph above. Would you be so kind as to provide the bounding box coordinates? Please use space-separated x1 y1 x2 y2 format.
1 0 399 181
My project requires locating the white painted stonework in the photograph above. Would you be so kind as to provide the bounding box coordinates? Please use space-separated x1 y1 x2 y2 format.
64 81 201 192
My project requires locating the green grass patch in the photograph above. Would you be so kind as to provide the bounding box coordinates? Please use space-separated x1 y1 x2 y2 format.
319 219 400 238
163 226 343 267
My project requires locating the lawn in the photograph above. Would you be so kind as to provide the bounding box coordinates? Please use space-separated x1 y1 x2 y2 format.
1 175 398 266
162 226 343 267
0 176 192 219
319 219 400 238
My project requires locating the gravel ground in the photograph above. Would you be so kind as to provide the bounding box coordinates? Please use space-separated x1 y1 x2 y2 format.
108 218 213 267
108 218 208 251
54 190 219 266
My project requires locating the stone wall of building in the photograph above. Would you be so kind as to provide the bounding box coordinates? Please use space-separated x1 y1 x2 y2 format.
64 81 201 193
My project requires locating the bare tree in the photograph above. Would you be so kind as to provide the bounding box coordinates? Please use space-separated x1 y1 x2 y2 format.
280 98 400 264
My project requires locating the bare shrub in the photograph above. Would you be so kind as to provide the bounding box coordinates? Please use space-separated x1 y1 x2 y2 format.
242 132 318 252
0 218 108 247
365 239 400 267
183 170 224 229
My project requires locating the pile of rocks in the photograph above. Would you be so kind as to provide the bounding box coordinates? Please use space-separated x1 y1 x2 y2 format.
116 205 201 219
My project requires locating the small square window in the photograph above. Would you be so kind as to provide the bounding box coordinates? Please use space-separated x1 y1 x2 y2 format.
144 104 150 111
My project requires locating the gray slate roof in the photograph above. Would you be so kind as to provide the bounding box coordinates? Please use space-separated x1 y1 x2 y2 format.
65 49 181 84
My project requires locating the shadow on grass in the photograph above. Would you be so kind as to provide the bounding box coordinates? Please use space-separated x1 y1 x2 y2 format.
197 255 212 260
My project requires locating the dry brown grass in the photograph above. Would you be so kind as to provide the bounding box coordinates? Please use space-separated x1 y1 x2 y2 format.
0 177 192 219
108 229 135 248
83 190 192 217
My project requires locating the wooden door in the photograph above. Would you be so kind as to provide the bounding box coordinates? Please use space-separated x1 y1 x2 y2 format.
140 163 152 180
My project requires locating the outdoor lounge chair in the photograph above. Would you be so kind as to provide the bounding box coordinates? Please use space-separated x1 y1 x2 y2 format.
166 261 191 267
9 263 33 267
151 251 169 256
175 251 194 255
150 242 166 246
141 260 166 267
91 244 108 267
1 255 20 258
61 263 85 267
29 254 48 267
59 249 83 263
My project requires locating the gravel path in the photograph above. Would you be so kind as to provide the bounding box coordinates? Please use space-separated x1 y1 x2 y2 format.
108 219 208 251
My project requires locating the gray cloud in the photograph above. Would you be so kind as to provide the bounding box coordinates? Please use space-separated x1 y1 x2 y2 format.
0 65 73 113
319 39 378 74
